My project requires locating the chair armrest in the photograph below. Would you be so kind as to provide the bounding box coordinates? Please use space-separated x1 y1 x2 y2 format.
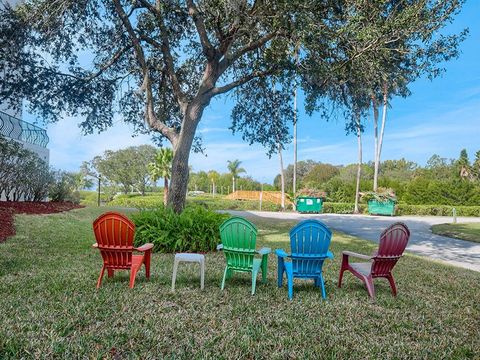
92 243 98 248
216 244 224 251
257 247 271 256
326 250 334 259
342 250 372 260
135 243 154 252
275 249 289 258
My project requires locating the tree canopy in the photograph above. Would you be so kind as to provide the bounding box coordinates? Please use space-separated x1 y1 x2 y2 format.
0 0 467 211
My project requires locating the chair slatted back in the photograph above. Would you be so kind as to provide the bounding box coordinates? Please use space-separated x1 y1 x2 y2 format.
289 220 332 275
220 217 257 271
93 212 135 269
372 222 410 276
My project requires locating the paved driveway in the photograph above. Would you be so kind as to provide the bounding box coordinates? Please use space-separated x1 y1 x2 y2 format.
226 210 480 272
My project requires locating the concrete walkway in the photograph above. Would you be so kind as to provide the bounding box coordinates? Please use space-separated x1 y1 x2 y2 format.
226 210 480 272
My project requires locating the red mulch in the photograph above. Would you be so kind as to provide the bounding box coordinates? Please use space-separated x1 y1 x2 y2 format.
0 201 84 243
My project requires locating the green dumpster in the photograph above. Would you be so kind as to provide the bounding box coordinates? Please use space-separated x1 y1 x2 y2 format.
368 200 395 216
296 197 323 213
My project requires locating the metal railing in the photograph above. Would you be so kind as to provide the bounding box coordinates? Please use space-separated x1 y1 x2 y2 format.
0 110 49 148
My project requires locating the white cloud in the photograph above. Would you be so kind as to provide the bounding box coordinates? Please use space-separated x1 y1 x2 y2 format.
197 127 230 134
46 117 153 171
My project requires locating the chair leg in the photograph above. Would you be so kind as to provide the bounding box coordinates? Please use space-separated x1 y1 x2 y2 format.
251 267 260 295
319 274 326 299
386 273 397 296
107 269 114 278
365 276 375 300
277 257 285 288
286 266 294 300
144 251 151 280
200 259 205 290
338 255 348 288
129 267 138 289
226 268 233 280
96 266 105 289
171 259 179 291
221 266 229 290
261 254 268 283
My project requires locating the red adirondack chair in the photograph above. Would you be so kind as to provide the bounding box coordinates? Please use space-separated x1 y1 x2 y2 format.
338 222 410 299
92 212 153 288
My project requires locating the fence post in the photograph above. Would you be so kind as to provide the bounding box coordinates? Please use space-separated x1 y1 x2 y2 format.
452 207 457 224
259 185 263 211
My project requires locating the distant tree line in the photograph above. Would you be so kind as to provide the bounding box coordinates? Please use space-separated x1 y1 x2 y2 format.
273 150 480 206
188 171 274 194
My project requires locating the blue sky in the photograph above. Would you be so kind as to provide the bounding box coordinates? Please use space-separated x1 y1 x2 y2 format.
25 1 480 184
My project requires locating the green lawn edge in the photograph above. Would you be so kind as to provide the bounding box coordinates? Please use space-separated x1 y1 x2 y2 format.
431 223 480 243
1 206 478 359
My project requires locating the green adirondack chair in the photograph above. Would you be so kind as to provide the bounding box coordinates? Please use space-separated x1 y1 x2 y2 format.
218 217 271 295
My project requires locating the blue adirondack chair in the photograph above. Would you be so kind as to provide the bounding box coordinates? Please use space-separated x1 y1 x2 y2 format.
276 219 334 300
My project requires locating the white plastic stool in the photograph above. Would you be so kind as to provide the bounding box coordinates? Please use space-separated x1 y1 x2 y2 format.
171 253 205 291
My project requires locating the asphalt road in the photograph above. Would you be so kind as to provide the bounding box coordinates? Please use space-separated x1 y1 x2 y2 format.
226 210 480 272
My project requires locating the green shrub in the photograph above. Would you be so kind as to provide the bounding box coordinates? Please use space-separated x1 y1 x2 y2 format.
108 194 290 211
49 171 80 203
397 204 480 217
321 203 480 217
322 202 367 214
403 178 480 206
79 190 115 206
131 205 230 253
109 195 164 208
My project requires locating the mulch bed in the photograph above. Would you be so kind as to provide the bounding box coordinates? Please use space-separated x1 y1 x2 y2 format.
0 202 84 243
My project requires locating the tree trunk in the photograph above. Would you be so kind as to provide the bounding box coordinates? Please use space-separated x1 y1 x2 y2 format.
167 102 205 213
279 143 285 210
372 95 379 192
232 176 235 193
354 113 362 214
163 177 169 206
293 44 299 206
378 83 388 179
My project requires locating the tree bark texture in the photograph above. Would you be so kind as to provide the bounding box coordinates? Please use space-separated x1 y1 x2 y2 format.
354 114 362 214
372 96 379 192
279 143 285 210
167 102 205 212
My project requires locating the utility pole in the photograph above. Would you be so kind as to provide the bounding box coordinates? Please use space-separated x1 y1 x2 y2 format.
97 175 101 207
293 43 299 207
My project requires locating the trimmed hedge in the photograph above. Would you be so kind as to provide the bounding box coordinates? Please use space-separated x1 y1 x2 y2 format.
106 193 480 217
108 194 289 211
131 205 230 253
322 202 367 214
78 191 110 206
109 195 163 208
396 204 480 217
322 202 480 217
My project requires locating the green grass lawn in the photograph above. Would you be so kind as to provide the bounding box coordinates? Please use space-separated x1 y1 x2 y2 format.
1 207 479 358
431 222 480 243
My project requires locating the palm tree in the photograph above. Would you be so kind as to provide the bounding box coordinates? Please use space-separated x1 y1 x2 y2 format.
227 159 246 193
208 170 220 197
148 148 173 205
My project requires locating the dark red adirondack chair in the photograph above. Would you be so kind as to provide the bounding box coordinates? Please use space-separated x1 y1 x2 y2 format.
92 212 153 288
338 222 410 299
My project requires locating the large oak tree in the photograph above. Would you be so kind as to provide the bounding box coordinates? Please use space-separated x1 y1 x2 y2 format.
0 0 465 211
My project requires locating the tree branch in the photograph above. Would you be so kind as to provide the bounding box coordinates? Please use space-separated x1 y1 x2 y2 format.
210 68 278 96
112 0 177 143
186 0 216 59
136 0 187 110
218 32 277 75
84 45 133 81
